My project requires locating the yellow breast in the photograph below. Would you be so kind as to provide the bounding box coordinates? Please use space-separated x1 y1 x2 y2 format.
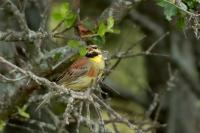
89 55 105 70
90 55 103 63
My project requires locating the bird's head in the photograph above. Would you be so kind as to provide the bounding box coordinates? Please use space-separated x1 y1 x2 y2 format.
85 45 102 58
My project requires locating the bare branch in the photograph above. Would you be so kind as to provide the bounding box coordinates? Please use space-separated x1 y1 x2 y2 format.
113 52 170 59
0 31 50 42
146 32 169 54
92 94 143 133
100 0 133 23
145 93 159 119
2 0 29 31
0 56 88 99
107 112 120 133
0 73 27 82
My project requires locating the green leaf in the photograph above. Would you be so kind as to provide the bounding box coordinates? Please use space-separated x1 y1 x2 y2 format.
82 18 95 31
107 28 121 34
90 36 105 45
97 22 107 37
52 12 63 21
68 40 81 48
0 120 5 131
50 3 76 29
52 3 69 21
60 3 69 13
17 105 30 118
112 29 121 34
68 40 87 56
107 16 114 30
183 0 199 9
52 52 62 60
157 0 177 21
79 47 87 56
97 16 118 37
64 11 76 28
176 16 185 29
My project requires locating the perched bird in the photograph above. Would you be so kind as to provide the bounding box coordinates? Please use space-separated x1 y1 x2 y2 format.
57 45 105 91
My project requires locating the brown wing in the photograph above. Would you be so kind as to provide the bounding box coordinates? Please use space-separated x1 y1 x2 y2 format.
57 57 91 84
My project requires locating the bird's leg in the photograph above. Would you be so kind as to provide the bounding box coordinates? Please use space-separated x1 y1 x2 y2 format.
85 87 92 97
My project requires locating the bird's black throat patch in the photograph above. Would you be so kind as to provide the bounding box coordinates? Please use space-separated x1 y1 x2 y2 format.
85 52 99 58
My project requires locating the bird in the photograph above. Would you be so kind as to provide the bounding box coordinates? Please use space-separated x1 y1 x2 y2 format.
56 45 105 91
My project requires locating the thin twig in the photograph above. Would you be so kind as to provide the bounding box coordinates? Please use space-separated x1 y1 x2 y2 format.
0 73 27 82
92 94 143 133
163 0 199 17
107 112 120 133
76 101 83 133
0 56 89 99
52 19 65 33
39 0 52 31
145 93 159 119
59 97 74 133
0 31 50 42
2 0 29 31
105 36 146 76
146 32 169 53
